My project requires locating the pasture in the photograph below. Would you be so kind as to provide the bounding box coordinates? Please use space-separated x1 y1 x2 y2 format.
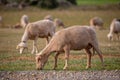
77 0 120 5
0 8 120 71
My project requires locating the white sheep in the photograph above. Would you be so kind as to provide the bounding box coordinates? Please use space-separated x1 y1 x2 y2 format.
20 14 29 28
44 15 53 21
54 18 65 28
36 26 103 70
16 20 55 54
107 18 120 41
90 17 104 30
44 15 65 28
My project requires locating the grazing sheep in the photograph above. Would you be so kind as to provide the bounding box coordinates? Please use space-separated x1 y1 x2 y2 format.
44 15 53 21
107 18 120 41
13 23 22 28
44 15 65 28
90 17 104 30
54 18 65 28
16 20 55 54
36 26 103 70
20 14 29 28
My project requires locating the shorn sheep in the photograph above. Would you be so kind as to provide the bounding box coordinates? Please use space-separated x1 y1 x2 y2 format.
36 26 103 70
16 20 55 54
20 14 29 28
107 18 120 41
44 15 53 21
44 15 65 28
54 18 65 28
90 17 104 30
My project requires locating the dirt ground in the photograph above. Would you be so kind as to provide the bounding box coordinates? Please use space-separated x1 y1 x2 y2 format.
0 70 120 80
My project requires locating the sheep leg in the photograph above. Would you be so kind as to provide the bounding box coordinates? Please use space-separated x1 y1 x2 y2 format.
31 38 38 54
63 46 70 70
53 52 60 70
85 49 92 69
46 37 49 45
93 46 104 66
116 34 119 40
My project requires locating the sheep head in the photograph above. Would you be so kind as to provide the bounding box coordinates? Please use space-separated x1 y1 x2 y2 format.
16 42 28 54
35 54 48 70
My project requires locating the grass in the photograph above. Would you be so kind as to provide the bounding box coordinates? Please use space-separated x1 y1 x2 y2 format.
77 0 120 5
0 7 120 71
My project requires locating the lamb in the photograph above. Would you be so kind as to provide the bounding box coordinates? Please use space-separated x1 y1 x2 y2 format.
107 18 120 41
54 18 65 28
44 15 53 21
20 14 29 28
16 20 55 54
90 17 104 30
44 15 65 28
13 23 22 28
36 26 104 70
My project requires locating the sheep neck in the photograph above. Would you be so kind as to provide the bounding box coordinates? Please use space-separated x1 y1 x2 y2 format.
40 40 56 57
21 30 29 42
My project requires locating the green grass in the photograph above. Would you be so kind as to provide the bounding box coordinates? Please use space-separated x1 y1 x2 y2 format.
77 0 120 5
0 8 120 71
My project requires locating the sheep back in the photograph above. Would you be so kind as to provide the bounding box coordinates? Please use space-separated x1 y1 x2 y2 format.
48 26 98 51
25 20 55 39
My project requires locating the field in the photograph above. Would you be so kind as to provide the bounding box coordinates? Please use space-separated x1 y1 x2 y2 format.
77 0 120 5
0 7 120 71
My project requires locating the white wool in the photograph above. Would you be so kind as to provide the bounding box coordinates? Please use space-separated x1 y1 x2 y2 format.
17 19 55 54
18 42 27 48
107 19 120 40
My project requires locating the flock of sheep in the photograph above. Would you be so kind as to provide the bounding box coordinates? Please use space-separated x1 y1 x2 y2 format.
1 14 119 70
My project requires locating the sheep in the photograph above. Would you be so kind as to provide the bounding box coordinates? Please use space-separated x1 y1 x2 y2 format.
107 18 120 41
44 15 53 21
36 26 104 70
20 14 29 28
90 17 104 30
13 23 22 28
16 20 55 54
44 15 65 28
54 18 65 28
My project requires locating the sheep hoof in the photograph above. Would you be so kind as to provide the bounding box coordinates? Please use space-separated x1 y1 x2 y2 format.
63 66 68 70
53 66 57 70
52 68 56 70
86 66 91 69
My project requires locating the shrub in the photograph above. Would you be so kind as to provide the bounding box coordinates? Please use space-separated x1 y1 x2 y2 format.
38 0 58 9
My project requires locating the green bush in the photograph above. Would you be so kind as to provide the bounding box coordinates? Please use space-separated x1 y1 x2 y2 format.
38 0 58 9
67 0 77 5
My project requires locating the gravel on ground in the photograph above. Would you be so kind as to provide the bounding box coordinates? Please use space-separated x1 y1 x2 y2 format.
0 70 120 80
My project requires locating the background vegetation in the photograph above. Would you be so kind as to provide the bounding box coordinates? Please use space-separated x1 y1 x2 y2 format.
77 0 120 5
0 0 120 71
